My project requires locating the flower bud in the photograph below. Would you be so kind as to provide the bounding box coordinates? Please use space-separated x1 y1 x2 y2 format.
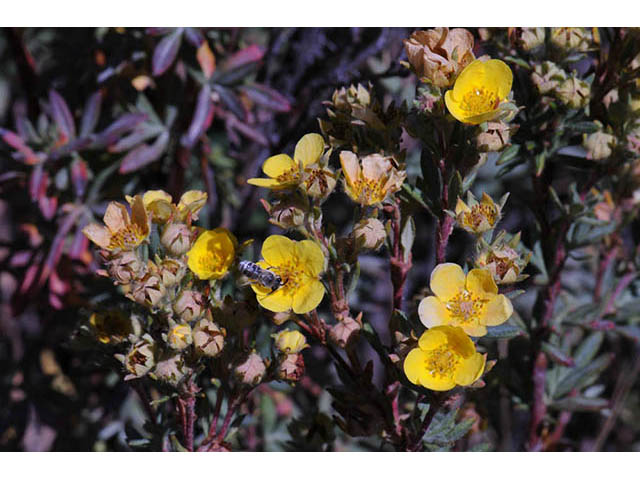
272 329 309 354
173 290 205 323
277 353 305 383
177 190 208 222
531 62 567 95
550 27 591 52
157 257 186 288
583 131 616 161
261 198 306 230
166 323 193 351
152 353 189 386
160 223 193 256
329 315 362 348
454 192 503 234
130 272 166 307
474 231 531 284
117 334 155 380
353 217 386 251
107 250 145 285
193 317 225 357
556 76 590 109
403 28 475 87
235 351 266 385
509 27 545 51
332 84 371 112
476 122 512 152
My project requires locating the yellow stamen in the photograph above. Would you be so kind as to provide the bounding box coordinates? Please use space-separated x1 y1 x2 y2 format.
108 224 147 250
446 290 489 324
459 86 499 116
425 345 461 378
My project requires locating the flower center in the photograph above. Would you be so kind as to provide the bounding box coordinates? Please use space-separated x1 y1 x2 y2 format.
304 168 330 193
276 167 301 185
424 345 461 378
487 252 519 279
462 204 498 230
198 250 228 274
109 225 146 250
460 86 499 116
446 290 489 324
270 260 304 295
353 177 387 204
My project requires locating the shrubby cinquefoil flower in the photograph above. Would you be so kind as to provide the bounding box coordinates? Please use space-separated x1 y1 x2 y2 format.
444 59 513 125
83 195 151 252
186 228 236 280
454 192 503 234
339 151 406 206
273 329 309 354
418 263 513 337
404 325 485 391
251 235 325 314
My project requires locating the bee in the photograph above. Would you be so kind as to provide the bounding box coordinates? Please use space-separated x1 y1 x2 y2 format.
238 260 284 291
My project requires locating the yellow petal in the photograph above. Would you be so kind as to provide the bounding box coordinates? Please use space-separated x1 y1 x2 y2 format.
403 348 430 385
294 133 325 167
430 263 465 301
143 190 172 206
466 268 498 296
418 296 450 329
442 326 476 358
481 294 513 326
454 197 470 215
454 352 486 386
483 59 513 100
295 240 325 277
292 278 325 314
130 195 150 235
261 235 295 267
444 89 468 123
417 327 448 351
246 177 286 188
254 285 293 313
451 59 486 98
460 325 488 337
262 154 297 178
420 372 457 391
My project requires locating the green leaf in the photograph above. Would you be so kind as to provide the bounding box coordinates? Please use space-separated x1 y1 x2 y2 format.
550 396 609 412
554 354 611 398
400 216 416 263
573 332 604 368
496 144 520 166
484 323 525 339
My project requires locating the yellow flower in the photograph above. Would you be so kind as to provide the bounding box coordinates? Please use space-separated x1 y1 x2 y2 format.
418 263 513 337
82 195 151 252
404 325 486 391
273 329 309 353
135 190 174 224
251 235 325 314
89 310 134 344
444 59 513 125
177 190 208 221
247 133 325 190
186 228 236 280
455 192 501 234
339 151 406 206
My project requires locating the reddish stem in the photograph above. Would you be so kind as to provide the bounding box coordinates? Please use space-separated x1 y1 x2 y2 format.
528 352 548 452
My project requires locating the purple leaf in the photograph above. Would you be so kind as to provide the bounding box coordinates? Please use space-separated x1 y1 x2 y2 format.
39 208 81 287
0 128 42 165
220 45 265 72
108 125 164 153
241 83 291 113
184 27 204 47
80 91 103 137
29 165 47 201
49 137 92 160
181 85 214 149
152 29 183 77
49 89 76 141
92 113 147 148
212 84 246 120
119 130 170 174
70 158 89 198
38 195 58 221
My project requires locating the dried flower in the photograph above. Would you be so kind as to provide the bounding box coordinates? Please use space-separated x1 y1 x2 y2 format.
193 316 225 357
301 164 337 200
235 351 266 385
556 76 591 109
403 28 475 88
418 263 513 337
550 27 591 52
509 27 545 51
340 151 406 206
117 334 155 380
152 353 189 386
251 235 325 314
89 310 136 344
83 195 150 252
277 353 305 382
444 59 513 125
157 257 186 287
404 326 485 391
475 231 531 285
107 250 145 285
455 192 502 234
531 61 567 96
261 197 306 230
273 329 309 354
584 131 616 161
186 228 236 280
329 314 362 348
129 271 166 307
476 122 512 152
